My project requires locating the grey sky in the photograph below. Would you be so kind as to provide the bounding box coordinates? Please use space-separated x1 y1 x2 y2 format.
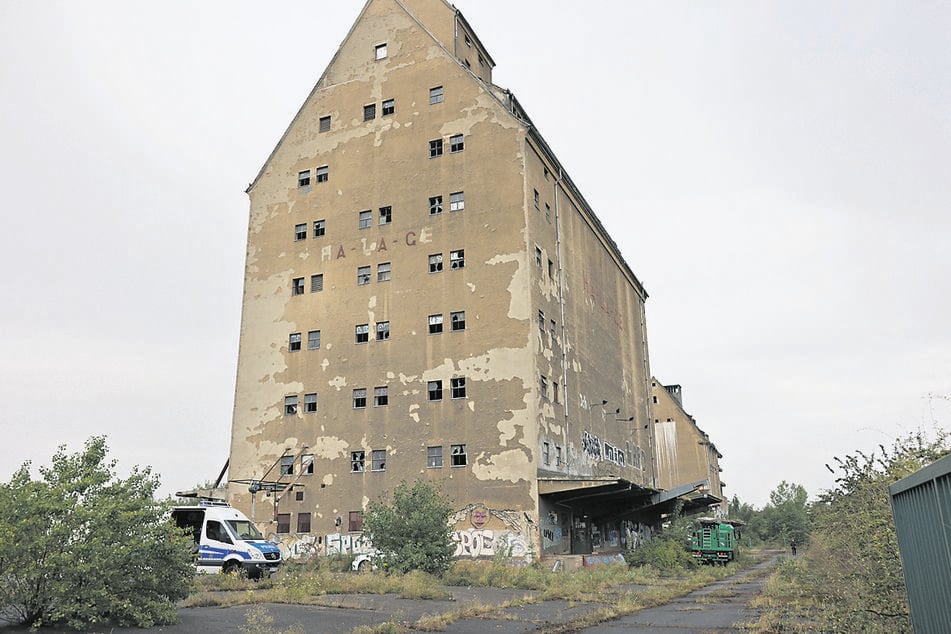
1 1 948 507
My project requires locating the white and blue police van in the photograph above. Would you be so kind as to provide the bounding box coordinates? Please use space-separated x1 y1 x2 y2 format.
171 501 282 578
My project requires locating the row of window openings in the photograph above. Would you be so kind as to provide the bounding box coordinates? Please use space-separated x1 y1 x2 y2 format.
308 85 444 139
539 375 561 404
291 192 464 241
541 442 564 468
295 132 463 188
287 311 465 352
538 309 559 341
289 250 464 295
282 378 467 415
276 510 363 535
533 189 552 222
351 444 467 473
534 247 556 280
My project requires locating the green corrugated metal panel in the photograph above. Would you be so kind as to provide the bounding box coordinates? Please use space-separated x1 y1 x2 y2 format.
888 453 951 634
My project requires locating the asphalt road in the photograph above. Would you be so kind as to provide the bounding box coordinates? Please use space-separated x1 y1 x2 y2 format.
2 555 780 633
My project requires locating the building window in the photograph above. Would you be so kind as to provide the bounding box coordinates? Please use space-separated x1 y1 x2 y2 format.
298 170 311 187
284 395 298 416
555 445 562 466
357 265 371 285
302 453 315 475
313 220 326 238
297 512 311 533
349 511 363 532
451 377 466 399
545 203 551 222
382 98 395 116
450 311 465 331
377 262 391 282
355 324 369 344
276 513 291 534
449 191 464 212
374 386 388 407
295 223 307 241
289 332 302 352
538 309 545 332
548 259 554 278
307 330 321 350
542 442 550 466
449 134 464 153
378 206 392 225
429 253 443 273
451 444 467 467
316 166 328 183
535 246 542 267
550 320 557 340
375 43 387 60
319 116 331 132
533 189 539 209
280 455 294 476
292 278 305 295
450 249 464 269
478 54 485 67
311 274 324 292
540 375 548 400
364 103 376 121
359 210 372 229
351 451 365 472
428 380 442 401
464 34 471 47
428 314 443 334
429 139 443 158
353 388 367 409
304 392 317 413
429 195 443 215
430 86 443 104
428 446 443 468
553 382 560 404
376 321 390 341
371 449 386 471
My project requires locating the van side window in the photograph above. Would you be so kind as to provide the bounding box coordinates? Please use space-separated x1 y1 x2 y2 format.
206 520 232 544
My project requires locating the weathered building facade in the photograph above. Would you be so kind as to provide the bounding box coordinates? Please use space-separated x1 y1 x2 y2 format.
228 0 659 559
651 379 726 513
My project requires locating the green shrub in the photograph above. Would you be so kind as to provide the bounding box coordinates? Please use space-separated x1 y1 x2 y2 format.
0 437 194 629
361 479 455 575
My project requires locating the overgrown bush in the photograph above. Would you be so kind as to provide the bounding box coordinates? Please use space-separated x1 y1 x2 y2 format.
0 436 194 629
801 429 949 632
361 479 455 575
626 512 697 572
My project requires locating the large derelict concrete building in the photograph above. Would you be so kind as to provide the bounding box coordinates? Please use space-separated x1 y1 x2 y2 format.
229 0 668 559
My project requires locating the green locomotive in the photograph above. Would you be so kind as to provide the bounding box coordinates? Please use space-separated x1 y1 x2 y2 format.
689 518 744 563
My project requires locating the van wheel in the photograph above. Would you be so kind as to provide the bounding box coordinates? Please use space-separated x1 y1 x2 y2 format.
357 559 370 573
222 561 242 576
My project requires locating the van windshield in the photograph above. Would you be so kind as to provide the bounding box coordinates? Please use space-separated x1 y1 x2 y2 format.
227 520 264 540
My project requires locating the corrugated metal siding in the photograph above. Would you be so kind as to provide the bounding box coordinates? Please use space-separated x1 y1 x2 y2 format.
889 454 951 634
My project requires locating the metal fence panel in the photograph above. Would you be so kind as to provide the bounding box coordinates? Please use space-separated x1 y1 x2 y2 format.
889 453 951 634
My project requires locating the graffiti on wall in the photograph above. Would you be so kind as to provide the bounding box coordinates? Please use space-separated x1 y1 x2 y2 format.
325 532 373 556
266 532 320 562
452 529 528 558
582 430 602 459
450 504 534 560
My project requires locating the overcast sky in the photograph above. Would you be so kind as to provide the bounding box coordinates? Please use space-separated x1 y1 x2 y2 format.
1 0 948 508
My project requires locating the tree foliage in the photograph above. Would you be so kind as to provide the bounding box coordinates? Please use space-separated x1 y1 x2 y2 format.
803 429 949 632
0 436 194 629
361 479 455 575
752 480 811 545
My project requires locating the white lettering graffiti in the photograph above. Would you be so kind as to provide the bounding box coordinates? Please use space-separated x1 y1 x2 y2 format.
452 529 528 559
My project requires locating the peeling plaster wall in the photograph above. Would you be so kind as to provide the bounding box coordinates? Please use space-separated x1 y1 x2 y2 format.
524 142 654 487
229 0 539 538
229 0 660 551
